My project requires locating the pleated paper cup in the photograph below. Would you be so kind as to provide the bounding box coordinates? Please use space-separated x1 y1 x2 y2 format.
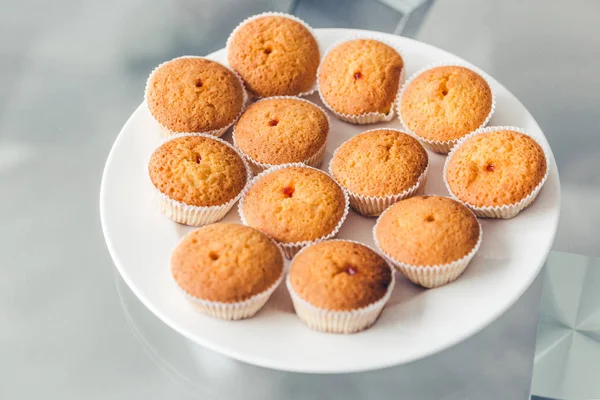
317 35 406 124
373 204 483 289
328 129 429 216
286 240 396 333
232 96 330 175
174 254 285 321
340 166 428 217
226 12 320 99
151 133 252 226
238 163 350 259
396 62 496 154
443 126 550 219
144 56 248 138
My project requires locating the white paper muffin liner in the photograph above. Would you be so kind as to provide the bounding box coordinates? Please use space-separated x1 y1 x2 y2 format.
171 231 286 320
443 126 550 219
225 12 320 99
151 133 252 226
373 206 483 288
144 56 248 138
238 163 350 259
317 34 406 124
232 96 330 174
328 128 429 216
396 62 496 153
286 239 396 333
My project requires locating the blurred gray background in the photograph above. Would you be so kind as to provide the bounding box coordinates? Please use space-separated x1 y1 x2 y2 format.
1 0 598 398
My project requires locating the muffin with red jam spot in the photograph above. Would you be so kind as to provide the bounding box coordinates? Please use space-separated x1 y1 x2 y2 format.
287 240 394 333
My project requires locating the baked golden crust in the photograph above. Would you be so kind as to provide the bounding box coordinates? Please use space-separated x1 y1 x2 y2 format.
234 98 328 164
376 196 480 266
171 223 283 303
146 58 244 133
318 39 404 116
242 167 346 243
400 66 492 142
446 130 547 207
228 16 319 97
149 136 247 207
289 241 392 310
331 129 428 196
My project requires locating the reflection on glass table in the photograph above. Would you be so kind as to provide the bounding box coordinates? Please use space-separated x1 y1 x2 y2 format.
116 251 600 400
532 252 600 399
116 268 547 399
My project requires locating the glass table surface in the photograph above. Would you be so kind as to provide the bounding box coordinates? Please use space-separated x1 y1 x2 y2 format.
1 0 599 398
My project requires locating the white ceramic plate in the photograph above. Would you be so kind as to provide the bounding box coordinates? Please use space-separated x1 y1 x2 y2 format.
100 28 560 373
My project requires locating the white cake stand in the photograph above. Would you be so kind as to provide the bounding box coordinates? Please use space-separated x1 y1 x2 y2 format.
100 28 560 373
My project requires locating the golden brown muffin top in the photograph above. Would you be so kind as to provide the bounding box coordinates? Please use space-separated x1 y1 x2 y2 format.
331 129 428 197
376 196 480 266
446 130 547 207
242 167 346 243
149 136 248 207
400 66 492 142
234 98 329 165
228 16 319 97
290 241 392 310
318 39 404 116
171 223 283 302
146 58 244 133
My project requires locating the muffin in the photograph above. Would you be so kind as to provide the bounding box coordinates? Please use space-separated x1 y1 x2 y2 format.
171 223 284 320
330 128 428 216
239 164 349 258
233 97 329 173
145 57 246 137
148 135 250 226
374 196 481 288
287 240 395 333
318 38 404 124
398 64 494 153
227 13 319 97
444 127 548 218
